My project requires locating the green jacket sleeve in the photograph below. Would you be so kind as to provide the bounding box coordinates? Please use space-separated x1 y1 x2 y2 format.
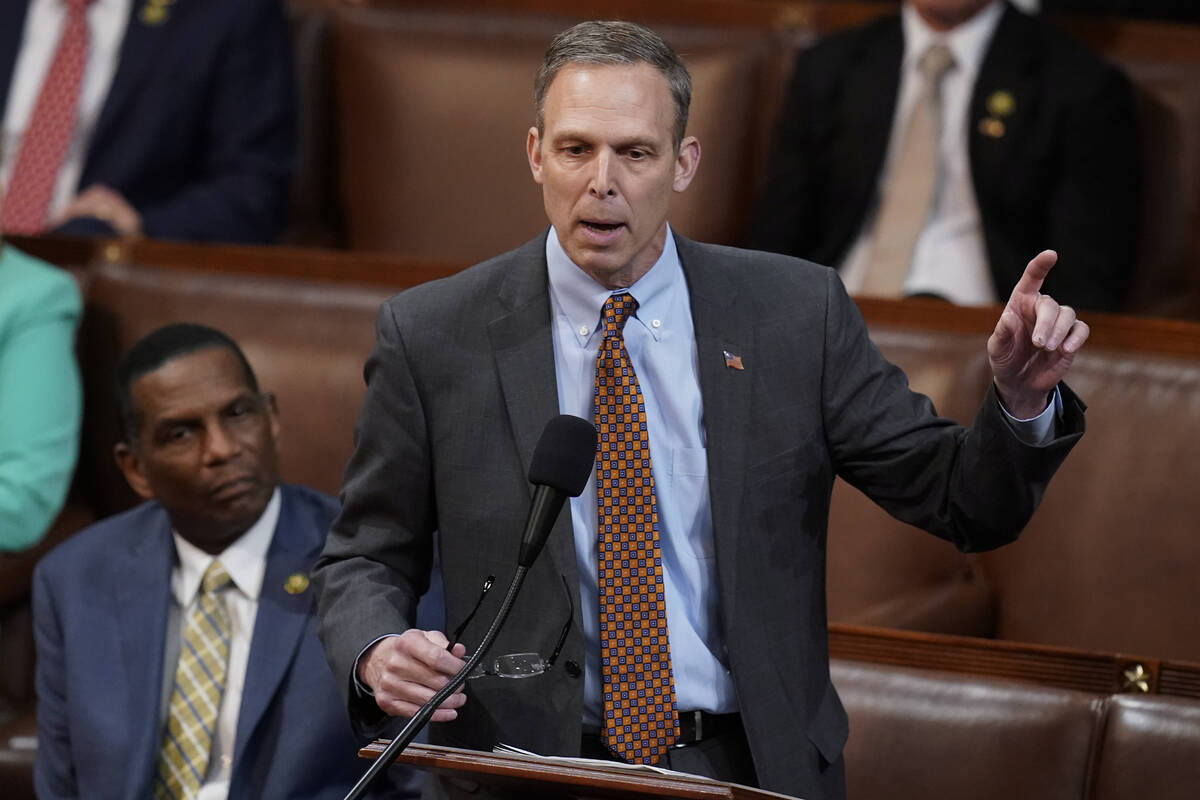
0 246 83 551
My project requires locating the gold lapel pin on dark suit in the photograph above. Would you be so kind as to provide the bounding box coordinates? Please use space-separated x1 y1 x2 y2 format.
284 573 310 595
139 0 174 26
980 89 1015 138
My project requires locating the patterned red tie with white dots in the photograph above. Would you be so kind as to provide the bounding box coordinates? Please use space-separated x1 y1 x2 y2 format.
1 0 94 234
594 292 679 765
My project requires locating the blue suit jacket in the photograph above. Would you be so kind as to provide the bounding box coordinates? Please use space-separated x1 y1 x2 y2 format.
32 484 413 799
0 0 296 244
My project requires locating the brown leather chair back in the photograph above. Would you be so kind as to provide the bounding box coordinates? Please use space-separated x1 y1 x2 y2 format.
978 341 1200 662
1092 694 1200 800
833 658 1105 800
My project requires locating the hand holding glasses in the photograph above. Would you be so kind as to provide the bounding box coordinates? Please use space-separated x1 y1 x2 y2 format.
447 574 574 679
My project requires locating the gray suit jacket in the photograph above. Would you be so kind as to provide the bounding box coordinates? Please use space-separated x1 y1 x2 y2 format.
314 231 1084 799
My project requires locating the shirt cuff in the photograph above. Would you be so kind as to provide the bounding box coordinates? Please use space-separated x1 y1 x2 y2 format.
352 633 401 697
999 385 1063 446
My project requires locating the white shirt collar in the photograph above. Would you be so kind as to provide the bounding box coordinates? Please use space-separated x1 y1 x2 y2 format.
901 0 1005 87
545 224 683 345
170 487 281 607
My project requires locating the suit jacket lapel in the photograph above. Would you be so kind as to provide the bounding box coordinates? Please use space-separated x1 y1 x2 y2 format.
487 232 579 585
0 1 31 114
87 0 183 162
113 511 174 796
676 235 755 624
232 487 315 771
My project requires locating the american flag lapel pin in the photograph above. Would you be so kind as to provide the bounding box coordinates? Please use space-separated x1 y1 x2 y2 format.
723 350 744 370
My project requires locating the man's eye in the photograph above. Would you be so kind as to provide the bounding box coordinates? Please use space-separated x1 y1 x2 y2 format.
166 427 191 442
627 149 646 160
566 145 586 156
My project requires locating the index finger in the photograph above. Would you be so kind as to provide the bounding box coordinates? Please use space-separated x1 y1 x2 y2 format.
1011 250 1058 302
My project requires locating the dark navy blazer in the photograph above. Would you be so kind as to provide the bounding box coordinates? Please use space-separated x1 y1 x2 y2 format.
0 0 296 244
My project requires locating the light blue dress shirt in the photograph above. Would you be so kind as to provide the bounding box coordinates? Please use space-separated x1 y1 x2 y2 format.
545 226 737 726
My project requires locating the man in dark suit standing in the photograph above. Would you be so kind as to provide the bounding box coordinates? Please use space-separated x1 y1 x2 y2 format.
750 0 1140 312
314 20 1089 800
0 0 295 244
33 324 414 799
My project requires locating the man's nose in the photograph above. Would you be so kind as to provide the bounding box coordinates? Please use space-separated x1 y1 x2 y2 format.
588 150 616 198
203 422 241 463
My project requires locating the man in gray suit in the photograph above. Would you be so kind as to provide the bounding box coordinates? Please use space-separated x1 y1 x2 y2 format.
314 20 1088 800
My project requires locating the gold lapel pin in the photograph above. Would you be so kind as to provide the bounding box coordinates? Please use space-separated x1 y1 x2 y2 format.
986 89 1016 118
284 573 310 595
979 118 1006 138
139 0 174 26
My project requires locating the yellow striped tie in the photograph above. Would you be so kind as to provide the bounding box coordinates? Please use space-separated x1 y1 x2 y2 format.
154 561 233 799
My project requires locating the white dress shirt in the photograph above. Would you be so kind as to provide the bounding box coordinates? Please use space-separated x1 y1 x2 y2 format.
840 0 1005 305
0 0 130 219
160 487 281 799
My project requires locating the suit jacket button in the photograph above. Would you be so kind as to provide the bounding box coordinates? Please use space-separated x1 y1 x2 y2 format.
564 660 581 678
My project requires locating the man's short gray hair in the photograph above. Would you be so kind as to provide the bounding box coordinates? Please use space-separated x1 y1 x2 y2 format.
534 20 692 148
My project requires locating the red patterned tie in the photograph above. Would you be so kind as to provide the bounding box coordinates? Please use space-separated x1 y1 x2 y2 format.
1 0 94 234
594 292 679 765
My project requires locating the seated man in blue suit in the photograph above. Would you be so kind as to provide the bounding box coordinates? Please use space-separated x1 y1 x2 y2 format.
32 323 414 799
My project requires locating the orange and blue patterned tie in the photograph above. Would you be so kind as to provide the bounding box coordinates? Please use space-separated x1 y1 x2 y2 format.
594 292 679 764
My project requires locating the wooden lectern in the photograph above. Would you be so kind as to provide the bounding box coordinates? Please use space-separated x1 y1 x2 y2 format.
360 740 798 799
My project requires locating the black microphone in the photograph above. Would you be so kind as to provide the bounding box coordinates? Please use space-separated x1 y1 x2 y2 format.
344 415 596 800
518 414 597 566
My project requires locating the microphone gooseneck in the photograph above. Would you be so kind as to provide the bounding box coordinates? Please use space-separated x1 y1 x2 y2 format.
343 415 596 800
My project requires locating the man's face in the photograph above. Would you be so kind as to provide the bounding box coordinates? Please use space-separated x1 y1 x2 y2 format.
114 347 281 554
527 62 700 290
908 0 994 30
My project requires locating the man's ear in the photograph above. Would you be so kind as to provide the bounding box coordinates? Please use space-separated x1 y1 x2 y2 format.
672 135 701 193
114 442 154 500
527 127 545 184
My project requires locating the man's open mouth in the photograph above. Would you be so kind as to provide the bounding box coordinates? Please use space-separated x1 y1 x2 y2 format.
581 221 623 232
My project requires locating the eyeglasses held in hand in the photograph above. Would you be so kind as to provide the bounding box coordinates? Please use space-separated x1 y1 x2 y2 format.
446 574 574 679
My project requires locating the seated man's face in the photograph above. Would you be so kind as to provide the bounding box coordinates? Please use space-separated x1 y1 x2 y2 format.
527 62 699 290
116 346 281 553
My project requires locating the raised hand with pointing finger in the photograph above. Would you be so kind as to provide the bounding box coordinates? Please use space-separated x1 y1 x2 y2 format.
988 250 1090 420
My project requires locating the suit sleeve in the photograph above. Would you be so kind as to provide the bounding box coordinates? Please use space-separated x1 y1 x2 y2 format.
0 264 82 551
32 563 79 800
312 300 436 734
1042 64 1140 312
818 269 1085 551
125 0 296 243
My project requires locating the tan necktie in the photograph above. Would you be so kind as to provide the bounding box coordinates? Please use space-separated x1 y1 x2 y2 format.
154 561 233 800
594 293 679 765
861 44 956 297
